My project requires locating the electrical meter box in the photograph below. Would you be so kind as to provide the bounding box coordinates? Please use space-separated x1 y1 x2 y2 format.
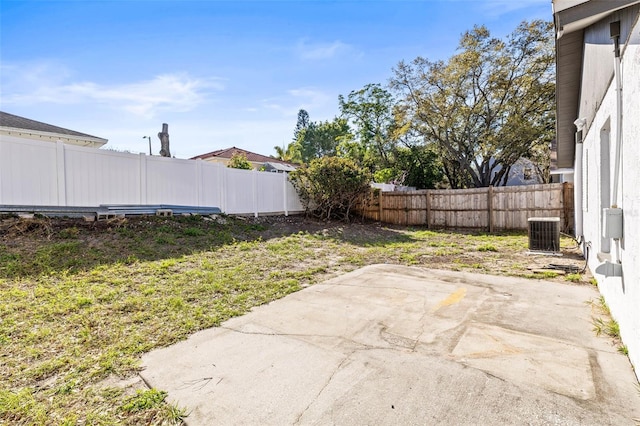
603 208 623 239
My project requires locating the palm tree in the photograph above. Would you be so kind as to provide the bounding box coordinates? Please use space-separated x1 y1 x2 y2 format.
273 142 302 164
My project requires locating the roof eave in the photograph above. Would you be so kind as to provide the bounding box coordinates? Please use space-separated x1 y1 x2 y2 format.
555 0 640 36
553 0 640 168
0 126 108 147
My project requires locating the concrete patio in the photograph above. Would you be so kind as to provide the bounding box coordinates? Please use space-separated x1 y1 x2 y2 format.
141 264 640 425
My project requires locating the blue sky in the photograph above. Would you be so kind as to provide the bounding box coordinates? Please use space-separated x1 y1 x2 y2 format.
1 0 551 159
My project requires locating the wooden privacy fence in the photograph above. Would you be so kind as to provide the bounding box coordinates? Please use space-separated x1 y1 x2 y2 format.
356 183 574 232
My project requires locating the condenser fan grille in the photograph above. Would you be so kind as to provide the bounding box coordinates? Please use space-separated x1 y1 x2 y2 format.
528 217 560 252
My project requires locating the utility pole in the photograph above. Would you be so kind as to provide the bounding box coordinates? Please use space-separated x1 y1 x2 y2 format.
143 136 152 155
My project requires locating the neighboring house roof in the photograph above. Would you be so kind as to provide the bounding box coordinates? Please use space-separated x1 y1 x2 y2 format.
191 146 297 167
552 0 640 168
0 111 108 147
263 161 297 173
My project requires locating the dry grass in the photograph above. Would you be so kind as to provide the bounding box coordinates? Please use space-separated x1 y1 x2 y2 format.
0 214 588 424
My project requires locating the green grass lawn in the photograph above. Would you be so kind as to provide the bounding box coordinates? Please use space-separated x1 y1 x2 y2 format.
0 215 586 424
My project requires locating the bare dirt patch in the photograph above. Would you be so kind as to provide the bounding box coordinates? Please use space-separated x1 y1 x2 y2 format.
0 213 589 284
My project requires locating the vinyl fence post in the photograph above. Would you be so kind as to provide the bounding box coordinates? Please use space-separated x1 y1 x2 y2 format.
55 141 67 206
219 163 226 214
0 141 4 204
195 158 203 207
253 168 258 218
283 172 289 216
139 153 147 205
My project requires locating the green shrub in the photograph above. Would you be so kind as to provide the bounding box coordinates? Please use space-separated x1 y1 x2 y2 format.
289 157 371 221
227 153 252 170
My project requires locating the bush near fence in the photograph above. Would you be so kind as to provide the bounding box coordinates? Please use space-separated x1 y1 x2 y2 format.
356 183 574 232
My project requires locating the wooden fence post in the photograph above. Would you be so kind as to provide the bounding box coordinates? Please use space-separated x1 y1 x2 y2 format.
562 182 572 233
405 194 409 225
488 185 494 233
378 190 383 222
426 190 431 228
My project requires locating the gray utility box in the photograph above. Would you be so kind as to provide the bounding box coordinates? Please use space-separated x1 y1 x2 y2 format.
602 208 623 239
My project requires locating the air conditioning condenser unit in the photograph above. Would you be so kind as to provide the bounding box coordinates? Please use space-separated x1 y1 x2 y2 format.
528 217 560 252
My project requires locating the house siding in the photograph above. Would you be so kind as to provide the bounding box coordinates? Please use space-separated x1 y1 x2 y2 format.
581 14 640 378
579 5 640 135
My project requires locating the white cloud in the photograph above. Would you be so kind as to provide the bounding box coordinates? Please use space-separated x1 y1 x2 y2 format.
288 88 332 110
1 62 223 118
296 39 352 60
259 87 333 119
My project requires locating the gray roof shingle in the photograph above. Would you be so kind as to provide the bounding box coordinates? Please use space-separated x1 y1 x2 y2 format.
191 146 297 167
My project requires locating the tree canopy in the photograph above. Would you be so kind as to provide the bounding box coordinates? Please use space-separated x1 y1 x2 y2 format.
227 152 253 170
391 20 555 188
274 20 554 190
338 83 397 170
295 117 352 164
293 109 310 142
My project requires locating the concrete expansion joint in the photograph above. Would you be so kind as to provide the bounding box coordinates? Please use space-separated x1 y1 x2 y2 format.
336 283 419 291
220 325 412 353
219 325 335 339
352 341 407 352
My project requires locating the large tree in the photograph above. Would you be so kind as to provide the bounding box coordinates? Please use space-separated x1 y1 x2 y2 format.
391 20 555 188
338 84 397 169
293 109 310 142
296 117 352 164
393 145 444 189
273 143 302 164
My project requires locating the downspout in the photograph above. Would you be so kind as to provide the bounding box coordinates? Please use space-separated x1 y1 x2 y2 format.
611 21 623 209
596 22 624 276
573 118 586 241
610 21 624 265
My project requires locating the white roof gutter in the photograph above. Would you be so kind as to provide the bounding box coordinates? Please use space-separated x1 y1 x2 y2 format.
0 126 108 147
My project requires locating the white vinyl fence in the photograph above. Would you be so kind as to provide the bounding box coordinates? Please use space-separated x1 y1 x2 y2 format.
0 139 304 216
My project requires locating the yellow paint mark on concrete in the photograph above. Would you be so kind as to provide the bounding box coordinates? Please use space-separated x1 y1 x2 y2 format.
431 288 467 313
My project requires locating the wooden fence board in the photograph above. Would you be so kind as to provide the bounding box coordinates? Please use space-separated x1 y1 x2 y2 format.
356 183 574 232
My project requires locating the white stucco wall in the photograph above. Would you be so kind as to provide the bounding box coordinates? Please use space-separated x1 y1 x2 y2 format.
581 18 640 378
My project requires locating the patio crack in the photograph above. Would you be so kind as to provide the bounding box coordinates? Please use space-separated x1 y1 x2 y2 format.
293 350 355 425
410 293 431 352
221 325 418 352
